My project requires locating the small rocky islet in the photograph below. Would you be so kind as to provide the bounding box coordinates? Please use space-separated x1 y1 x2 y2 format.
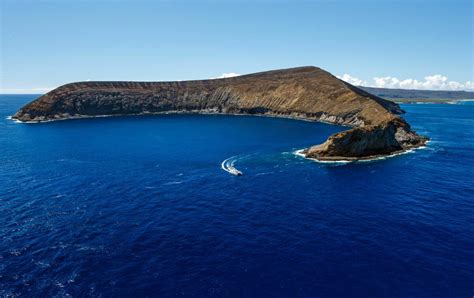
12 66 428 161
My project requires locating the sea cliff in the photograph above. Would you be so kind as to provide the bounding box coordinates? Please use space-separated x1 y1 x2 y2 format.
12 66 428 160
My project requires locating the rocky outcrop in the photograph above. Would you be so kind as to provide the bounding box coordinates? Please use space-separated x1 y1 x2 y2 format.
303 117 427 160
12 66 428 160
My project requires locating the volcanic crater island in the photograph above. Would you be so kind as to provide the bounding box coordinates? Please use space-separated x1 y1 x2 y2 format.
13 66 428 161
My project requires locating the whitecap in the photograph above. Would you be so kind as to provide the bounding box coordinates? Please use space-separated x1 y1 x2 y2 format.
163 181 183 185
294 149 351 164
255 172 273 176
6 116 22 123
9 249 22 256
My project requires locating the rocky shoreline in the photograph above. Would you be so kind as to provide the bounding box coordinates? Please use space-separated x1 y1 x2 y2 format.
12 66 428 161
295 141 428 163
11 109 358 127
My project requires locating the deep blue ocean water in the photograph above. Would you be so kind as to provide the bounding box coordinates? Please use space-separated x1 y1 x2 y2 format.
0 95 473 297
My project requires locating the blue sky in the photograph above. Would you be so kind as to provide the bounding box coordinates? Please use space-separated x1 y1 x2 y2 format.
1 0 472 93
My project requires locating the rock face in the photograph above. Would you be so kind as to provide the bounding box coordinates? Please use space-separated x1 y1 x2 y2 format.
12 66 428 160
303 117 426 160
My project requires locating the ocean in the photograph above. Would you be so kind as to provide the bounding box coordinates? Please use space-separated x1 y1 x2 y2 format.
1 95 473 297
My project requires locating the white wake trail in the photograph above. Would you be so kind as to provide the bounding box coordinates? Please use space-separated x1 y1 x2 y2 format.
221 156 243 176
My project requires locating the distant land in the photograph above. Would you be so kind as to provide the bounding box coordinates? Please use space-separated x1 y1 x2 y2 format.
360 86 474 103
4 85 473 104
12 67 427 161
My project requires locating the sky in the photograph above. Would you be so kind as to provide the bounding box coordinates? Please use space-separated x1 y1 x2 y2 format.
0 0 472 93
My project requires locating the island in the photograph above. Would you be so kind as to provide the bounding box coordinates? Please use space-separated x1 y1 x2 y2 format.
12 66 428 161
360 86 474 104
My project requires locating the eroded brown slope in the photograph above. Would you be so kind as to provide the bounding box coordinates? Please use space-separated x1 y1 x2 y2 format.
12 66 427 160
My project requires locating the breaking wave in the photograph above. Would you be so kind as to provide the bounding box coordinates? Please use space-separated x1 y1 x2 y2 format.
294 143 429 164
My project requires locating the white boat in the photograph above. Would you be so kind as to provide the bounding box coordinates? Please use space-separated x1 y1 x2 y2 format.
221 156 243 176
228 166 243 176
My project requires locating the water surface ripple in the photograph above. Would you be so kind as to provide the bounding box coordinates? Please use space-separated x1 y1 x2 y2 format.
1 95 473 297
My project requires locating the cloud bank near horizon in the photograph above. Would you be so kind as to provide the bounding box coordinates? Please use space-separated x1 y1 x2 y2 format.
337 74 474 91
2 72 473 94
214 72 474 91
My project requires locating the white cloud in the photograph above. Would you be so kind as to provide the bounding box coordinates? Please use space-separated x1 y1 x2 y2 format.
337 74 367 86
214 73 241 79
3 73 472 94
338 74 474 91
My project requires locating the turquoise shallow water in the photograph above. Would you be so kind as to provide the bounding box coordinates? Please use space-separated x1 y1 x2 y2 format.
1 95 473 297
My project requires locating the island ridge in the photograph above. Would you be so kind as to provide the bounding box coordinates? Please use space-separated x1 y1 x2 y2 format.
12 66 428 161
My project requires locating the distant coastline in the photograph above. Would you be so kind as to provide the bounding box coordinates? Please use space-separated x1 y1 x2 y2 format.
360 86 474 102
388 98 474 104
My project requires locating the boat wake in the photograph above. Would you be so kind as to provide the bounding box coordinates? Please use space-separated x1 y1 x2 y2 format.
221 156 243 176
